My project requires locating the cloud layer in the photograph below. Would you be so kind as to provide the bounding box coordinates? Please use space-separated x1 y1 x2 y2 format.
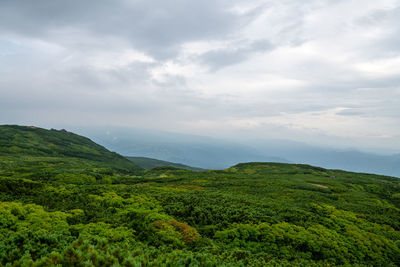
1 0 399 152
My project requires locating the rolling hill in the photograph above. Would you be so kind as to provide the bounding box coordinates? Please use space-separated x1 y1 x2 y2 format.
0 125 142 181
0 125 400 266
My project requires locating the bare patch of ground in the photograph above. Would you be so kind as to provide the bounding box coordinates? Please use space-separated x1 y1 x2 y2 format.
308 183 329 189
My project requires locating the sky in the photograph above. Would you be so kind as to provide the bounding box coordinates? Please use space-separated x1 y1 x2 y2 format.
1 0 400 153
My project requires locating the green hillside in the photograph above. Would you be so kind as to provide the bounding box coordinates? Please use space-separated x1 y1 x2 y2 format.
1 126 400 266
0 125 142 181
126 156 204 171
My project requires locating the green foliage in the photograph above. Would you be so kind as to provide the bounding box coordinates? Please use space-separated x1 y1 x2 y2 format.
1 125 400 266
0 125 143 178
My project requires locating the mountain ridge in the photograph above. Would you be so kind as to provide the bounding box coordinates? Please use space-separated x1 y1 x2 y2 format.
0 125 143 178
70 126 400 177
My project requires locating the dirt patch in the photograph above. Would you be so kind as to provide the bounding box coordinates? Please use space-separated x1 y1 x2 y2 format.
309 183 329 189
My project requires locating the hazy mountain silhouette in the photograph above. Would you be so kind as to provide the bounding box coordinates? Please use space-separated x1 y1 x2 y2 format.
72 126 400 177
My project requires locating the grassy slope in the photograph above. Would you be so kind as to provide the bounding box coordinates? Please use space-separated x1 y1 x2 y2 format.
126 156 204 171
0 126 400 266
0 125 142 180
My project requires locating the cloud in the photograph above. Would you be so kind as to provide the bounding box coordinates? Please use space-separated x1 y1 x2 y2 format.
199 39 274 71
0 0 244 59
1 0 400 152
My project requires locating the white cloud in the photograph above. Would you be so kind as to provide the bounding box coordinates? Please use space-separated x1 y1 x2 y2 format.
354 56 400 78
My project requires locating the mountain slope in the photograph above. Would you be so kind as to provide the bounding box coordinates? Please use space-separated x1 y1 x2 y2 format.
0 125 142 180
126 156 204 171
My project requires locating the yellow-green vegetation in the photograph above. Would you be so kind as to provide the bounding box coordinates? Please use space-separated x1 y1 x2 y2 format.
1 125 400 266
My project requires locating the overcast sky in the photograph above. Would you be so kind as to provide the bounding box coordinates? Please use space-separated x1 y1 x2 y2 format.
1 0 399 153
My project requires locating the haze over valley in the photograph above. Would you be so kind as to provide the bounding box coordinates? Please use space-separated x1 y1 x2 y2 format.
67 126 399 177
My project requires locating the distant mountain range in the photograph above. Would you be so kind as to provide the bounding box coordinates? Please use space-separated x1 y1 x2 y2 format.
72 126 400 178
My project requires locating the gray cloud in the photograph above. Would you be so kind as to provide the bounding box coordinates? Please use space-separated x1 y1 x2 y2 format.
356 7 400 57
0 0 244 59
1 0 400 152
200 39 274 71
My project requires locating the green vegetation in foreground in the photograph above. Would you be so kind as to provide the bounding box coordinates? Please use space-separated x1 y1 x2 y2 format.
126 156 204 171
1 125 400 266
